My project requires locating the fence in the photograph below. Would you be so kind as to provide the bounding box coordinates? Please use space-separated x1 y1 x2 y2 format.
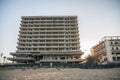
0 62 120 69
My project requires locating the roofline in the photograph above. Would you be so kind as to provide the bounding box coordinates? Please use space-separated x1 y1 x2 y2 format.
102 36 120 41
21 16 78 18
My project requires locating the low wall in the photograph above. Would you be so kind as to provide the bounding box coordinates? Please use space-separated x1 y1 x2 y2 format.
0 62 120 69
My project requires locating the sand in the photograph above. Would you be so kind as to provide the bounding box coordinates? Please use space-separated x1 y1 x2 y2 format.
0 68 120 80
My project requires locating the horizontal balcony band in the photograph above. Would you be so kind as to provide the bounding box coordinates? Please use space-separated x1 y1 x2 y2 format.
32 41 79 43
21 21 78 23
10 50 82 55
33 52 82 56
18 38 79 40
18 36 79 38
20 25 78 27
17 42 79 45
17 46 70 48
20 26 78 28
10 52 31 55
18 33 79 35
20 22 78 24
110 44 120 46
21 19 77 21
20 25 78 28
17 42 79 44
20 26 78 29
19 30 78 32
10 53 82 56
18 34 79 37
7 57 34 61
18 39 79 41
111 50 120 52
21 25 78 27
21 16 77 18
36 59 83 63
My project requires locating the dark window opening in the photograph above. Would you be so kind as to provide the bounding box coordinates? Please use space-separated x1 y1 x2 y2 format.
116 53 120 55
111 42 113 44
112 47 114 50
60 57 65 60
117 57 120 61
115 42 118 44
112 53 115 55
113 57 116 61
116 47 118 50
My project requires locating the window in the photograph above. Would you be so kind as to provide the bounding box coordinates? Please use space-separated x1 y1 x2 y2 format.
116 47 118 50
33 48 37 50
111 42 113 44
117 57 120 61
60 57 65 60
41 18 46 20
33 44 38 46
20 48 25 50
115 42 118 44
33 40 38 42
112 53 115 55
112 47 114 50
112 57 116 61
104 58 107 61
106 58 108 61
53 44 58 46
39 44 44 46
55 57 57 60
116 53 120 55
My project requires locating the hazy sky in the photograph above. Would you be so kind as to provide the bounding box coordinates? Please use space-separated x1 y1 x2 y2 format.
0 0 120 57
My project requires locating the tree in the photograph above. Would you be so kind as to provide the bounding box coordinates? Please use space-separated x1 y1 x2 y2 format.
85 54 98 64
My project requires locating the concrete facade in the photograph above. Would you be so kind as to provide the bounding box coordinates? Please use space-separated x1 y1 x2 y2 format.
91 36 120 64
8 16 82 63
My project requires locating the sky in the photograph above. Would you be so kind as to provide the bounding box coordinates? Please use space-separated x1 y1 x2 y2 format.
0 0 120 58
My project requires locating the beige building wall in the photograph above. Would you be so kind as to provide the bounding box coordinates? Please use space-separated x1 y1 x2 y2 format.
8 16 82 63
91 36 120 64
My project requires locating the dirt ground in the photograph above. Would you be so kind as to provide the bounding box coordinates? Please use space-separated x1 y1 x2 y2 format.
0 68 120 80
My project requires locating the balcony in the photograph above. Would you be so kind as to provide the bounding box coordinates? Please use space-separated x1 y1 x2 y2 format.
110 43 120 46
111 50 120 52
10 52 31 55
7 57 34 61
30 50 82 55
37 59 83 63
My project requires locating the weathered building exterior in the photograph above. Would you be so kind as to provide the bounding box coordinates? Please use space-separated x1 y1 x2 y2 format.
8 16 82 63
91 36 120 64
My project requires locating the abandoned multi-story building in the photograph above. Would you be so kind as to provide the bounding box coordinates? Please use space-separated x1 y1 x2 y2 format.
91 36 120 64
8 16 82 63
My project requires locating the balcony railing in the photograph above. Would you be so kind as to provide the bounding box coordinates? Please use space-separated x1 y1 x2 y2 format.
37 59 83 63
111 50 120 52
7 57 34 61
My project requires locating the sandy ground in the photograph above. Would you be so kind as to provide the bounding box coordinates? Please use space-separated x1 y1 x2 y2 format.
0 68 120 80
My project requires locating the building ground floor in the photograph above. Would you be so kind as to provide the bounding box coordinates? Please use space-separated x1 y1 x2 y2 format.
7 50 83 64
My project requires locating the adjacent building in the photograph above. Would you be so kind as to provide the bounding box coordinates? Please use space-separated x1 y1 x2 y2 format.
91 36 120 64
8 16 82 63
